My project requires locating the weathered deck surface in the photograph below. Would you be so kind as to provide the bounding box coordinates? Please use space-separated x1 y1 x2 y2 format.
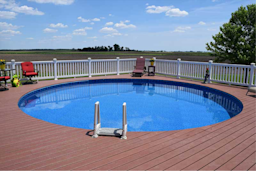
0 75 255 170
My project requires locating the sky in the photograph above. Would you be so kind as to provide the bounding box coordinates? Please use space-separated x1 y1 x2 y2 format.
0 0 254 51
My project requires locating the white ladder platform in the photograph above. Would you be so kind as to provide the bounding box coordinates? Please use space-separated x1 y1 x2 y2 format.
92 101 127 139
98 128 123 136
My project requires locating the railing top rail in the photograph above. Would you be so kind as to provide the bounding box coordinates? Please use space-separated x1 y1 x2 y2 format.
119 58 137 61
14 61 54 64
212 63 251 68
91 59 117 62
155 59 177 62
57 59 89 63
180 61 208 65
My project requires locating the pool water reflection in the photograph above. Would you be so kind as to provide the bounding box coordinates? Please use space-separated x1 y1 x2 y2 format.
18 79 243 131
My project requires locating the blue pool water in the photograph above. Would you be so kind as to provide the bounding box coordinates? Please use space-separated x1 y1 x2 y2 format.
18 79 243 131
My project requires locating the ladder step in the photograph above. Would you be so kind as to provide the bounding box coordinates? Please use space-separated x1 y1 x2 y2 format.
98 128 123 136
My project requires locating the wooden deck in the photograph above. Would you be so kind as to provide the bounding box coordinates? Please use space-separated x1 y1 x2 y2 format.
0 75 255 171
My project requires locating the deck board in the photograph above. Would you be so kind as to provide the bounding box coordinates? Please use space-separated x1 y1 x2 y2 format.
0 75 255 170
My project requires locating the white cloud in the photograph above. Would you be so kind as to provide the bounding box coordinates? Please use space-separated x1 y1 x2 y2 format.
173 26 191 33
100 17 105 19
0 11 17 19
115 21 136 29
0 29 21 36
0 22 21 30
207 28 217 31
78 16 90 22
0 0 7 4
10 5 44 15
27 37 34 40
73 29 86 35
109 14 112 16
104 34 112 38
72 27 92 36
146 5 188 17
84 27 93 30
50 23 68 28
198 21 206 25
105 22 113 26
90 22 94 25
124 20 130 23
44 28 58 33
99 27 118 33
28 0 74 5
88 36 97 39
52 34 72 41
112 33 122 36
2 1 44 16
104 32 122 38
146 5 173 13
146 3 149 6
92 18 100 22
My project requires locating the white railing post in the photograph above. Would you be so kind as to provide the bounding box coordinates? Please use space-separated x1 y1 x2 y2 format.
140 56 143 58
117 57 120 75
53 58 58 80
153 57 156 66
121 102 127 140
177 58 181 79
249 63 255 87
88 57 92 77
208 60 213 84
11 59 15 75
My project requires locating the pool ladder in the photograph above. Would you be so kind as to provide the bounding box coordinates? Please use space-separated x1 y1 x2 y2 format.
92 101 127 139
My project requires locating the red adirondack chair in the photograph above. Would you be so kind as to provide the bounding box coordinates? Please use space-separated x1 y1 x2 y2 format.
132 58 146 77
21 62 39 83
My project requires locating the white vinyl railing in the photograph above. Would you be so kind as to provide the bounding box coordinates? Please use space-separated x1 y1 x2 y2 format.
4 57 256 87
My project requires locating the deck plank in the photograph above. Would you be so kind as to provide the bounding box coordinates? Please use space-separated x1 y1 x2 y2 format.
0 75 255 170
232 152 256 171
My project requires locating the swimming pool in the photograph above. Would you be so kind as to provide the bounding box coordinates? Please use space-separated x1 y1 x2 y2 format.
18 79 243 131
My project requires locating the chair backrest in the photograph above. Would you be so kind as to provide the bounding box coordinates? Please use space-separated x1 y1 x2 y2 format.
135 58 145 70
21 62 35 74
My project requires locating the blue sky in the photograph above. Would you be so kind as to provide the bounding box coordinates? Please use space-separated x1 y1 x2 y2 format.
0 0 254 51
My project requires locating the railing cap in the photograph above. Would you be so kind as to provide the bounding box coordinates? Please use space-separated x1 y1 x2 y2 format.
209 60 213 63
11 59 15 62
251 63 255 66
177 58 181 61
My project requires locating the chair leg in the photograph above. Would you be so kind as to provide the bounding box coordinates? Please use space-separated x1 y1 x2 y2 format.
23 76 33 84
4 79 8 90
0 80 9 90
246 90 249 95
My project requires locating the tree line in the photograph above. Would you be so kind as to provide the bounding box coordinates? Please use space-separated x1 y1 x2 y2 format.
77 44 135 52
